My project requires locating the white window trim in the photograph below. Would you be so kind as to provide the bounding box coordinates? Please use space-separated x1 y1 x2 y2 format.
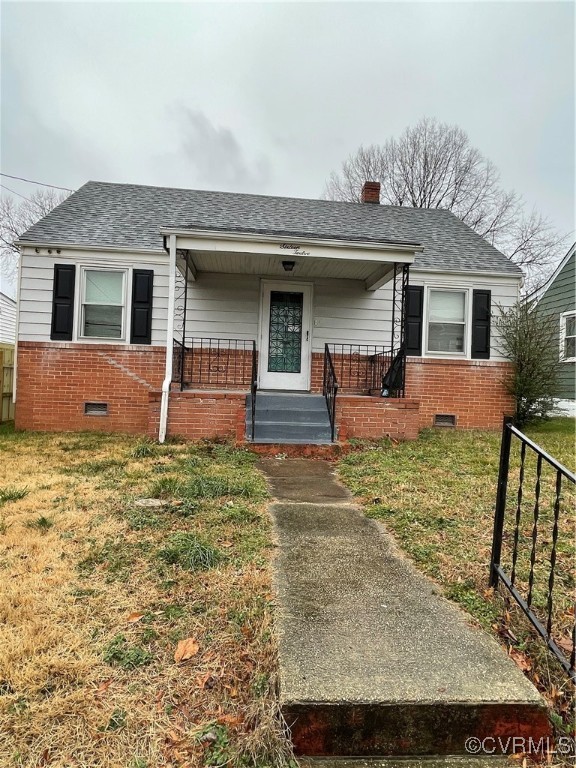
559 310 576 363
75 266 131 343
423 286 472 359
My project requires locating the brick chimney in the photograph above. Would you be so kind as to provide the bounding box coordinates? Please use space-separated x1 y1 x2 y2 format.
361 181 380 204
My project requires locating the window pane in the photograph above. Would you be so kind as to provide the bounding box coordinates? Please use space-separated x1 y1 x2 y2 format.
428 322 465 353
84 305 122 338
85 271 123 305
565 315 576 337
565 336 576 359
429 291 465 323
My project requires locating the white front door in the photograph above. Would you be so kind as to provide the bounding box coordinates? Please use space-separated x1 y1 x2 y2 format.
258 281 313 390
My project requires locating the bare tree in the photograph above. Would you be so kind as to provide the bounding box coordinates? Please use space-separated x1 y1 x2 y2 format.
0 188 70 286
324 118 567 290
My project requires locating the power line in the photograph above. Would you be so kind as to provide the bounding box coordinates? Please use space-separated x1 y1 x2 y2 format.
0 183 32 202
0 172 74 192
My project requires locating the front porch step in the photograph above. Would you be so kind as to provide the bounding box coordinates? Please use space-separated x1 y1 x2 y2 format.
246 392 334 444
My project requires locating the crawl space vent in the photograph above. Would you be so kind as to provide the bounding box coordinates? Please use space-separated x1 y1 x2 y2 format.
434 414 456 427
84 402 108 416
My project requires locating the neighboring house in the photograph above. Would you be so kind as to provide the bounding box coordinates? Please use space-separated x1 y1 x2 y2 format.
535 243 575 416
14 180 522 444
0 291 16 344
0 291 17 422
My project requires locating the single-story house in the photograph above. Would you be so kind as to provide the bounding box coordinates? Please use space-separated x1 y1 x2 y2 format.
535 242 575 417
14 180 521 444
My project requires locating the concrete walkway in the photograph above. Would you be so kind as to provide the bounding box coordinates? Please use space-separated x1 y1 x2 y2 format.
259 459 549 759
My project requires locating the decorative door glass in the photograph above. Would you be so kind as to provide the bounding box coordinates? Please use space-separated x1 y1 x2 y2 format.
268 291 304 372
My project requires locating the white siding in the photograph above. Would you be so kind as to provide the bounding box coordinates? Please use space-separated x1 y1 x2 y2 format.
18 249 169 346
0 292 17 344
183 270 520 361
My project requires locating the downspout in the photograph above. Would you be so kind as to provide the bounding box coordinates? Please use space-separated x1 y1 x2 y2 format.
158 234 177 443
12 247 23 405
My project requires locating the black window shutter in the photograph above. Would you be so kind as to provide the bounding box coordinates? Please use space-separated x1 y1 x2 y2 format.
51 264 76 340
404 285 424 355
471 289 491 359
130 269 154 344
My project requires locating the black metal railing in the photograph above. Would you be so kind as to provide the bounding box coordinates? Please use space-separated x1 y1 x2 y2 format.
490 417 576 682
326 344 406 396
381 345 406 398
250 340 258 442
172 337 257 390
323 344 338 442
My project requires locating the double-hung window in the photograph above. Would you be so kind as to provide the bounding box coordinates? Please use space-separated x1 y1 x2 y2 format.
560 311 576 362
81 269 125 339
426 289 467 355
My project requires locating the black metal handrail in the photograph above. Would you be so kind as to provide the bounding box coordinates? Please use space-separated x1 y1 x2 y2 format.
172 337 256 390
381 345 406 398
490 416 576 682
250 340 257 442
323 344 338 442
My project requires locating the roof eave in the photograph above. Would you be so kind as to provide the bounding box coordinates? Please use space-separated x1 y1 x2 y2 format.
159 227 424 253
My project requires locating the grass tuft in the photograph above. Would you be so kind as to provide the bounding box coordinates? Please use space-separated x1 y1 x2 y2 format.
156 532 221 571
25 515 55 532
0 486 29 505
102 634 153 669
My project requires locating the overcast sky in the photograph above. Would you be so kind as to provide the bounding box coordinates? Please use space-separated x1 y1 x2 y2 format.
1 1 574 295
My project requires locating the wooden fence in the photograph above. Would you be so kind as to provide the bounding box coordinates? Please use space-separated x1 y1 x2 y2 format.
0 344 15 423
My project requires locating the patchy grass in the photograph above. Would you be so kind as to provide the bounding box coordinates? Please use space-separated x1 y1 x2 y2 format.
0 426 293 767
338 417 575 738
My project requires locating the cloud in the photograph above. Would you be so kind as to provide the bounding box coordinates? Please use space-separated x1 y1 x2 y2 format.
177 108 271 192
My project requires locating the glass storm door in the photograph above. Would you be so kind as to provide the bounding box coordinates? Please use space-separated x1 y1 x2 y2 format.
258 281 312 390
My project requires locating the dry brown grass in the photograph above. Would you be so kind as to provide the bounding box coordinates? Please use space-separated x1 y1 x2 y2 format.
0 428 294 768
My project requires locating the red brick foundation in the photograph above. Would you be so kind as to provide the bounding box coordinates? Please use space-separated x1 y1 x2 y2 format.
15 341 165 434
405 357 514 429
15 342 513 440
337 396 420 441
147 390 246 441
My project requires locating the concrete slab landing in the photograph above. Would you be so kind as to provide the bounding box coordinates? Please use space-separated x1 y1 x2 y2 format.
259 459 550 757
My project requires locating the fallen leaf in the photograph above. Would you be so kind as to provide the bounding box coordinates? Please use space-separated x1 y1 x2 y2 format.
218 713 242 725
174 638 200 663
557 636 574 655
196 672 212 690
95 679 112 696
509 648 531 672
127 611 145 623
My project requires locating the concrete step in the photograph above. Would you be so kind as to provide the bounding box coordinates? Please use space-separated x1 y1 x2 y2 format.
251 422 333 442
253 409 329 424
246 392 333 444
249 392 328 411
260 459 551 757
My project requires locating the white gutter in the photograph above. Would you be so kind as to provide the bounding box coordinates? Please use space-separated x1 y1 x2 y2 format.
159 227 423 253
158 234 177 443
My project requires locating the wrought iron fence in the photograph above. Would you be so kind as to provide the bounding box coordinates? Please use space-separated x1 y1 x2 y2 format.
172 337 257 390
323 344 338 442
490 417 576 682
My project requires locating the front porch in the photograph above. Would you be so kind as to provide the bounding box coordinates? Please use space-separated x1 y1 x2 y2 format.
166 337 418 444
159 227 421 444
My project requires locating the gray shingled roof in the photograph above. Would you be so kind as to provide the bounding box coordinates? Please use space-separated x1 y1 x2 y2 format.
19 180 522 275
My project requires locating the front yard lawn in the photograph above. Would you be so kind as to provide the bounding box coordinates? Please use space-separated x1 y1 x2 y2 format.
0 426 294 767
338 418 575 735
